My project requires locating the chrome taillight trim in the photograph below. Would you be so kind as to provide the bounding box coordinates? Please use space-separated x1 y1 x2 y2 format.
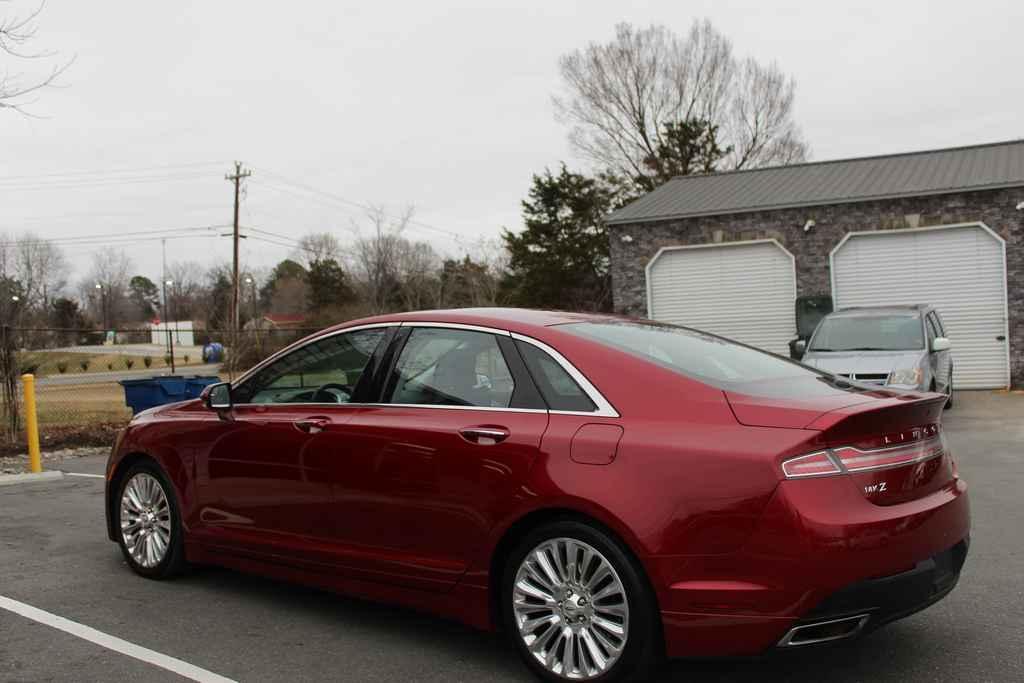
832 435 946 474
781 451 842 478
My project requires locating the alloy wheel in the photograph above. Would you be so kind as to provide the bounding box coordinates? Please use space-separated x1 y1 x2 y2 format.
512 537 630 680
120 472 172 569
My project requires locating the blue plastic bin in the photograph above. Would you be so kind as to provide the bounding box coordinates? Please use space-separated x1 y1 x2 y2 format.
184 375 221 399
202 342 224 363
119 375 223 414
119 376 188 415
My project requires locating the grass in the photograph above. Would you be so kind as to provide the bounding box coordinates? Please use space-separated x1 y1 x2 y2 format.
35 382 132 426
18 351 206 378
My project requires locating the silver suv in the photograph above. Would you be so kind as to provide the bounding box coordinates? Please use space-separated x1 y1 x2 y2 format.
798 305 953 407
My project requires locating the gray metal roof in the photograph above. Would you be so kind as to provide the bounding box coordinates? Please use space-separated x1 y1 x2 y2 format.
606 139 1024 224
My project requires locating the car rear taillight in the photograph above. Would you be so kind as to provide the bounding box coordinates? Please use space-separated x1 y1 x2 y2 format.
781 451 841 478
781 424 945 479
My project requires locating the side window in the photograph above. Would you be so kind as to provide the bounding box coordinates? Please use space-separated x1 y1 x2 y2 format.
516 340 597 413
235 328 387 405
386 328 515 408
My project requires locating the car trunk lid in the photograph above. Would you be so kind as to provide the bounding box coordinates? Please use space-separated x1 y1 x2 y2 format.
726 376 954 505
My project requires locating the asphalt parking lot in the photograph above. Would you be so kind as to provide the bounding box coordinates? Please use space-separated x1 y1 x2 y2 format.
1 392 1022 682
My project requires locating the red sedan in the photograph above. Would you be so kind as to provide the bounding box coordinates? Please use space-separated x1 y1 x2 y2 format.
105 309 969 681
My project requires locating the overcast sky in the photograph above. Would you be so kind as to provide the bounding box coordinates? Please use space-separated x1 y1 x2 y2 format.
2 0 1022 287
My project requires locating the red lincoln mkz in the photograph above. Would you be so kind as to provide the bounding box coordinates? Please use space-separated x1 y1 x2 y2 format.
105 308 969 681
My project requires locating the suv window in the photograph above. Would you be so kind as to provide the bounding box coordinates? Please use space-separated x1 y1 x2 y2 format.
515 340 596 412
235 327 387 404
386 328 515 408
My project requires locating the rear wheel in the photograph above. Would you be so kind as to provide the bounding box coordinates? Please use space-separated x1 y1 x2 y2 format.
116 462 186 579
502 520 661 682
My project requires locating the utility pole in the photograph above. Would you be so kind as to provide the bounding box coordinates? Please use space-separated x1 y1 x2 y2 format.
225 161 252 340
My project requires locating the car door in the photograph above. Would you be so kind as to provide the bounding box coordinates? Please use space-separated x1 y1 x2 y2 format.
192 325 393 563
331 324 549 591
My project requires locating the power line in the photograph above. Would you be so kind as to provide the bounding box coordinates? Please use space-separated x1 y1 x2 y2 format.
251 170 468 242
0 160 227 183
0 224 230 248
246 226 303 245
0 172 223 192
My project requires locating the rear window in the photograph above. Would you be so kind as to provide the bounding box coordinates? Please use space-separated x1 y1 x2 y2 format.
809 314 924 352
560 321 819 388
516 341 597 412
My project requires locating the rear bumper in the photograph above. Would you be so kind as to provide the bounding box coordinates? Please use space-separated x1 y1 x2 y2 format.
777 538 968 647
653 475 970 658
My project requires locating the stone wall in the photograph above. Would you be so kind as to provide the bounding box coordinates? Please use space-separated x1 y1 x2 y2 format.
608 188 1024 387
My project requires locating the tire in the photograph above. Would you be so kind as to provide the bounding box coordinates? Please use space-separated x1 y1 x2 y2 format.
944 368 954 410
115 461 187 579
501 520 662 682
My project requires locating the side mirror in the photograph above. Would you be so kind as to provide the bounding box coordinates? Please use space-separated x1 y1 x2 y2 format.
931 337 952 353
794 340 807 354
204 382 233 410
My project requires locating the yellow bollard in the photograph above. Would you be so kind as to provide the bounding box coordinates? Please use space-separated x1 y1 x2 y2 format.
21 374 41 473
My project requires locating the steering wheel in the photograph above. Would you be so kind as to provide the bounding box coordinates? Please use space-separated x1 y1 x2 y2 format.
312 383 353 404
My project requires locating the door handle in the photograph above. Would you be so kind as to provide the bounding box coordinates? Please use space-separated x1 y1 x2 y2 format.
294 417 330 434
459 427 509 445
996 335 1006 341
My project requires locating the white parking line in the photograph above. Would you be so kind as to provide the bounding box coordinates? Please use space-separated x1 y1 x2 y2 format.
0 595 236 683
65 472 105 479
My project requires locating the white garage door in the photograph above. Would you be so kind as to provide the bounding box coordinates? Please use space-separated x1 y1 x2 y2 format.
831 224 1009 389
646 240 796 355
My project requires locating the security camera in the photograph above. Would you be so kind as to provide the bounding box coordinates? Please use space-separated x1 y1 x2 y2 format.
803 219 816 233
620 234 634 243
1016 201 1024 211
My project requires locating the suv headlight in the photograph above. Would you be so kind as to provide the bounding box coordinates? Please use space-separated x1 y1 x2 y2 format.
888 367 923 387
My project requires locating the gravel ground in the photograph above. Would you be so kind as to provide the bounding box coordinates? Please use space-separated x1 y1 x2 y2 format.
0 446 108 475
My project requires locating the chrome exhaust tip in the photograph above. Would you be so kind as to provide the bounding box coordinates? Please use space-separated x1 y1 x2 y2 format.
777 614 871 647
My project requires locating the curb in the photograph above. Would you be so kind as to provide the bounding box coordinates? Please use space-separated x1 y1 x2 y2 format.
0 471 65 486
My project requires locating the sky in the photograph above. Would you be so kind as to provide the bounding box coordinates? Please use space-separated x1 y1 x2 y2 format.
2 0 1023 288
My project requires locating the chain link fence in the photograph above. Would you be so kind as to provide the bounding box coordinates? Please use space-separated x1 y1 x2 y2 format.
0 325 320 449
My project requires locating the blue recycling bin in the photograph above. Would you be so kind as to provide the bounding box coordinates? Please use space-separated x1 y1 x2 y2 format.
202 342 224 363
119 375 223 414
119 376 188 415
184 375 221 399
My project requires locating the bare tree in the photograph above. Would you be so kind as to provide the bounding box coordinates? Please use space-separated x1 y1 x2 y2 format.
470 238 509 306
554 20 808 181
350 206 413 314
14 233 67 310
396 240 441 310
1 1 72 115
82 250 132 328
165 260 204 320
294 232 342 268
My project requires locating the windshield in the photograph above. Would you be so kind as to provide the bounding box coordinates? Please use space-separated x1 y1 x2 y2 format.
560 320 823 388
808 314 924 352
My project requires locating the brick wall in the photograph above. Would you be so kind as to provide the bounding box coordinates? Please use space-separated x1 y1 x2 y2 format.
608 188 1024 387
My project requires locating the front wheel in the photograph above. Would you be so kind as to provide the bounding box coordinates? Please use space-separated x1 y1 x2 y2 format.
502 520 662 682
116 462 187 579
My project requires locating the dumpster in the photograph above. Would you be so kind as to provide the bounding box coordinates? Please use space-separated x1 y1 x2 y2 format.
119 376 188 415
184 375 221 399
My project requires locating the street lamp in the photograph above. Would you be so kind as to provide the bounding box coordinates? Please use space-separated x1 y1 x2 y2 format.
94 283 108 330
